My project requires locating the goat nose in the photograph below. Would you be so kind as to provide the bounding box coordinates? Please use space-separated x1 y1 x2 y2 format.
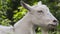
53 20 58 23
53 20 59 26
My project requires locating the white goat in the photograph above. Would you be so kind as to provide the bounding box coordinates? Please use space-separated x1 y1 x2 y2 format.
0 1 58 34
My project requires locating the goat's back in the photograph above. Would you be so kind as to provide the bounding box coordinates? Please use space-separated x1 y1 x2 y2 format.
0 25 14 34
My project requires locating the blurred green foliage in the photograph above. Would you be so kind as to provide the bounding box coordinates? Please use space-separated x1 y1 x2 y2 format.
0 0 60 34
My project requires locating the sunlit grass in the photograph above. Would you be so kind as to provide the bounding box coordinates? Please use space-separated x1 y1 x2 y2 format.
37 32 41 34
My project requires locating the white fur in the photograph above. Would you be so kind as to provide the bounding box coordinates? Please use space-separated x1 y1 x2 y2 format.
0 1 58 34
0 25 13 34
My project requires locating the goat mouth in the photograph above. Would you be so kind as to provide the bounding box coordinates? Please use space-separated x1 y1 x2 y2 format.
49 24 57 27
47 24 58 32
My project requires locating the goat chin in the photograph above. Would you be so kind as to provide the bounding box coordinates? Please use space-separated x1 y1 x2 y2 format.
0 25 14 34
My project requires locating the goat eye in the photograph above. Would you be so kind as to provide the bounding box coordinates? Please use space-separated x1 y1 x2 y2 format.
38 10 43 13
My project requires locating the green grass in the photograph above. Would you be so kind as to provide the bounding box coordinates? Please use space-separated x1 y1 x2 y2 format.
36 31 60 34
37 32 41 34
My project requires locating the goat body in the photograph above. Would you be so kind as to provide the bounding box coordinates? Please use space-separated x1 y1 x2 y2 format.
0 25 14 34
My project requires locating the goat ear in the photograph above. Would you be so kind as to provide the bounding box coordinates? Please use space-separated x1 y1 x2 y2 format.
38 1 42 6
20 1 32 11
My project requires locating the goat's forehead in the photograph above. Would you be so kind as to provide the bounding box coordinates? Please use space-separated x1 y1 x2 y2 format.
32 5 48 10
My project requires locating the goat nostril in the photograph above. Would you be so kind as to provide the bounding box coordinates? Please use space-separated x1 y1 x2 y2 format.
53 20 58 22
